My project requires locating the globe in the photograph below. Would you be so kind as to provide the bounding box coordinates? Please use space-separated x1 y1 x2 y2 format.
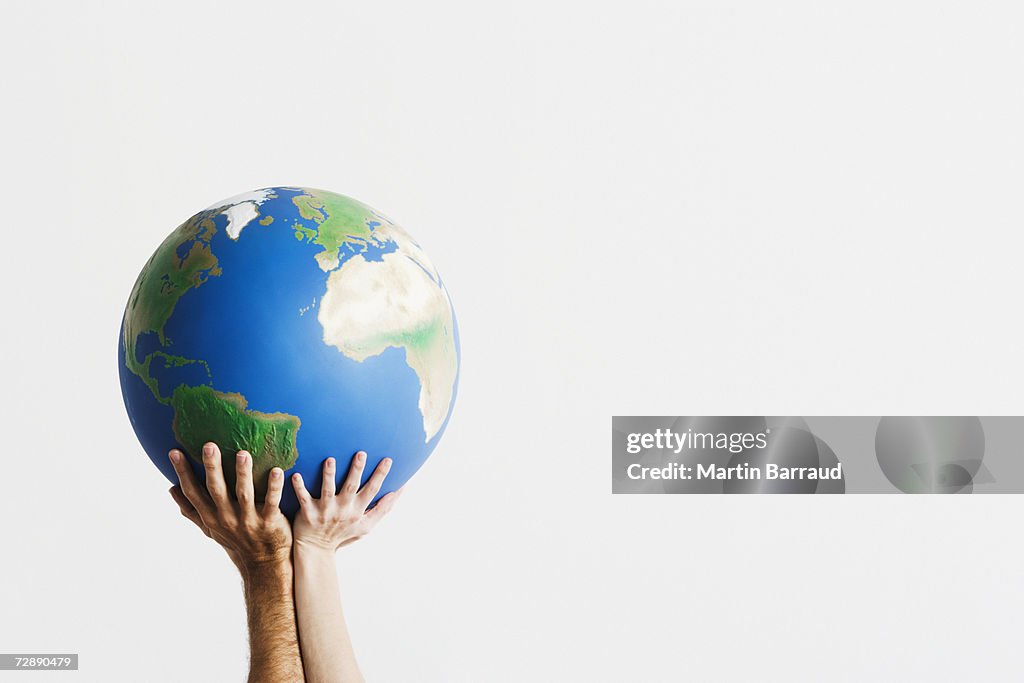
119 188 460 517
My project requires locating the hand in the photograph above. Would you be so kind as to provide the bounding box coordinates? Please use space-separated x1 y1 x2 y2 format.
168 442 292 571
291 451 402 553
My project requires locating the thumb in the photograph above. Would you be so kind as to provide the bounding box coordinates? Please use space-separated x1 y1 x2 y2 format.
170 486 211 537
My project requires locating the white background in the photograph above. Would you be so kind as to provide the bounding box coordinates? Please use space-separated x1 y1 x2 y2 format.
2 1 1023 681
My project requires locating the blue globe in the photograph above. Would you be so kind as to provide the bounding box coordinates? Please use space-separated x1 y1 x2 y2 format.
119 188 460 517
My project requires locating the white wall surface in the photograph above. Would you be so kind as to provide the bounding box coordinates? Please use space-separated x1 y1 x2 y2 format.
1 2 1022 681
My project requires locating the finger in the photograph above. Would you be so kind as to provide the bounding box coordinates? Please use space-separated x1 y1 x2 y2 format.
201 442 230 508
168 449 214 519
364 488 403 526
321 457 337 498
356 457 393 508
235 451 256 520
292 473 314 509
262 468 285 518
339 451 366 500
169 486 211 537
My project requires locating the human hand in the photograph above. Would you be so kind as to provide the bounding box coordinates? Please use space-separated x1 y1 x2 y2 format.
168 442 292 572
291 451 402 554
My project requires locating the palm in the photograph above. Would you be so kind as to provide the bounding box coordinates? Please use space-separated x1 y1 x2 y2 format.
290 452 402 553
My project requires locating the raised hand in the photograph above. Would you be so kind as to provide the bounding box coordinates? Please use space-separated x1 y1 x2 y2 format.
290 452 402 683
168 442 292 570
291 451 402 553
167 442 302 682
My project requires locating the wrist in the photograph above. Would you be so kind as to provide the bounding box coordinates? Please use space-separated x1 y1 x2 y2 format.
294 540 337 565
293 538 337 557
238 551 292 581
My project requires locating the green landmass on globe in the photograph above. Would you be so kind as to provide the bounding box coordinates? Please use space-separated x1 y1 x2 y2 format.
170 385 301 498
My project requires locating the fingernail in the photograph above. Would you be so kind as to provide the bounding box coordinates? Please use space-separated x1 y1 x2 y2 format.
293 473 302 481
169 450 181 464
383 458 393 467
271 468 282 478
236 452 247 463
326 457 335 468
203 443 215 456
357 451 366 462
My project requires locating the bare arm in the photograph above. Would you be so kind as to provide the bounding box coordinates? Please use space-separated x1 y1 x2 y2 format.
293 546 354 683
291 452 401 683
242 560 302 683
169 443 304 683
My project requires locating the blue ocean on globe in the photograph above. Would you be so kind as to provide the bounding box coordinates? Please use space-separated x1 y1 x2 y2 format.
119 187 460 517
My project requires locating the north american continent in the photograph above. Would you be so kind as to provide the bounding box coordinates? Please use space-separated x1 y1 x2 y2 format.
170 384 300 498
122 212 223 402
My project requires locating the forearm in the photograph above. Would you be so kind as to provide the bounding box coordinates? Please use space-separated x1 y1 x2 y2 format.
242 560 304 683
294 544 363 683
